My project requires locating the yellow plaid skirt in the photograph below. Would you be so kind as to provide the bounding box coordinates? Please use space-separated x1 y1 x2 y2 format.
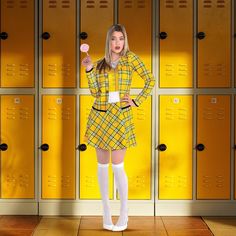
84 103 137 150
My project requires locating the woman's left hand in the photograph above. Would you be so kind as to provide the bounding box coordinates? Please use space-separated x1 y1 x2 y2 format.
121 94 136 107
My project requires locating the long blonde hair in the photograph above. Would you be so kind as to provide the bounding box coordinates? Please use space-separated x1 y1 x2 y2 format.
97 24 130 73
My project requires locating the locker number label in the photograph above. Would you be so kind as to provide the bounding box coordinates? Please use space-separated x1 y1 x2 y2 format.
56 98 63 104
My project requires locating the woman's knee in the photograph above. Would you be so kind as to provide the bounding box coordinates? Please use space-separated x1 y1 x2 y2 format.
96 148 110 164
111 148 126 164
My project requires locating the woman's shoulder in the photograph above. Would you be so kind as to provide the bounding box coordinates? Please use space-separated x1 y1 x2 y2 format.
125 51 140 62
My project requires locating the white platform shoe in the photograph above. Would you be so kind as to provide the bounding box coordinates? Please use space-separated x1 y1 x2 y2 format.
112 210 129 231
103 223 114 231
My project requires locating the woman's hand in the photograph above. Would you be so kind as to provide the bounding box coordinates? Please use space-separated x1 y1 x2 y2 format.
81 55 93 71
121 94 136 107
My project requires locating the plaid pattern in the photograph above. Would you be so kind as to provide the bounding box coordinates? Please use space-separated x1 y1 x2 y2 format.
84 103 136 150
86 51 155 110
84 51 155 150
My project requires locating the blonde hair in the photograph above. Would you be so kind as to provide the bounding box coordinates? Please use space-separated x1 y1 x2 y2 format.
97 24 129 73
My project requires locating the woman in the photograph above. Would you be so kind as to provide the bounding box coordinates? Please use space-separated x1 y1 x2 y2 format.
81 24 155 231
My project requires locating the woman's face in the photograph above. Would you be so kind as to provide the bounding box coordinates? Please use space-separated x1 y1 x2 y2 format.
110 31 125 55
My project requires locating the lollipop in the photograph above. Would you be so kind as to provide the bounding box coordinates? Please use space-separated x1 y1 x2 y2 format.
80 43 89 55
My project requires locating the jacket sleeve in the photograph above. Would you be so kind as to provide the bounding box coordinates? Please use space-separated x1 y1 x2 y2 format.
85 65 101 98
129 53 155 107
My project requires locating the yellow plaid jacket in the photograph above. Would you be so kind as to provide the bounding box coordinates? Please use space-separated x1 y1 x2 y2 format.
86 51 155 111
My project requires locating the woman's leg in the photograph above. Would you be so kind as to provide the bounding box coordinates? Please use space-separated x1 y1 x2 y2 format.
95 148 113 229
111 148 128 230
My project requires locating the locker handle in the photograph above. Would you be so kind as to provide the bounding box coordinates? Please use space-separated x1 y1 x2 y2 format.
77 144 87 151
197 32 206 40
80 32 88 40
0 32 8 40
42 32 50 40
157 144 167 151
159 32 167 40
0 143 8 151
196 143 205 151
40 143 49 151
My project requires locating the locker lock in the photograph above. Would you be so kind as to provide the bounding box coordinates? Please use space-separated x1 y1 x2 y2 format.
0 143 8 151
77 144 87 151
157 144 167 151
42 32 51 40
197 32 206 40
0 32 8 40
159 32 167 40
80 32 88 40
40 143 49 151
196 143 205 151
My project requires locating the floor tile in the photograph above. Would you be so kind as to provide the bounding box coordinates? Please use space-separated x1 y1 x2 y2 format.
33 217 80 236
78 229 122 236
161 216 208 230
0 229 33 236
0 216 41 230
203 217 236 236
167 229 213 236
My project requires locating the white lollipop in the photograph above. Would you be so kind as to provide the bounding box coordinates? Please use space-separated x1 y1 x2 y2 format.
80 43 89 55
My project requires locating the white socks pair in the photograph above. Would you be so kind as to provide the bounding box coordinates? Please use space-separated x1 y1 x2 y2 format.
97 162 128 227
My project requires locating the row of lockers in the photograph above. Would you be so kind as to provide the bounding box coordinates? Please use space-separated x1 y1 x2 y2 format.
0 94 235 200
0 0 234 87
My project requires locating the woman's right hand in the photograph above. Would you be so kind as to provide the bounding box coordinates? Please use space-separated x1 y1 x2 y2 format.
81 55 93 71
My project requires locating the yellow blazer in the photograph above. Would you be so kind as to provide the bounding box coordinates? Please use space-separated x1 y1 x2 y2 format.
86 51 155 111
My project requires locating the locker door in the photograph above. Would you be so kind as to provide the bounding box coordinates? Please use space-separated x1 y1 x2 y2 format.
160 0 193 88
1 0 34 87
42 0 76 88
159 95 193 199
1 95 34 198
119 0 152 88
198 0 231 87
197 95 230 199
125 96 152 199
42 95 76 199
79 95 113 199
80 0 114 88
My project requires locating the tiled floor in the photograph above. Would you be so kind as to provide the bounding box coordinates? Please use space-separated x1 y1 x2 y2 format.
0 215 235 236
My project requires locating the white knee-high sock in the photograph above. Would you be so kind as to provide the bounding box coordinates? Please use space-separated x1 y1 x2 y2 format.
112 162 128 226
97 163 113 226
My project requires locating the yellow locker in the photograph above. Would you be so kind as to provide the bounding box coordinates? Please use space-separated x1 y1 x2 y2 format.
197 95 230 199
80 0 114 88
42 95 76 199
158 95 193 199
42 0 76 88
79 95 113 199
1 95 34 198
159 0 193 88
198 0 231 87
1 0 34 87
119 0 152 88
125 96 152 199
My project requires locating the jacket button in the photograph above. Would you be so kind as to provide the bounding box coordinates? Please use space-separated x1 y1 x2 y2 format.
106 90 109 93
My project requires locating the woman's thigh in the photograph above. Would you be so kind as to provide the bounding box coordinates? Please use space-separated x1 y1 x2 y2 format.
111 148 127 164
95 148 110 164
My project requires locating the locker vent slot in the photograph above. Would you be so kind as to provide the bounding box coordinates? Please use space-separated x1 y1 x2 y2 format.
49 0 57 8
100 0 108 8
85 176 96 188
124 0 132 8
178 0 187 8
217 0 225 8
203 108 225 120
129 176 145 189
203 63 226 78
86 0 95 8
203 0 212 8
137 0 145 8
165 0 174 8
5 0 14 8
19 64 30 80
6 64 16 77
61 0 70 8
19 0 28 8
